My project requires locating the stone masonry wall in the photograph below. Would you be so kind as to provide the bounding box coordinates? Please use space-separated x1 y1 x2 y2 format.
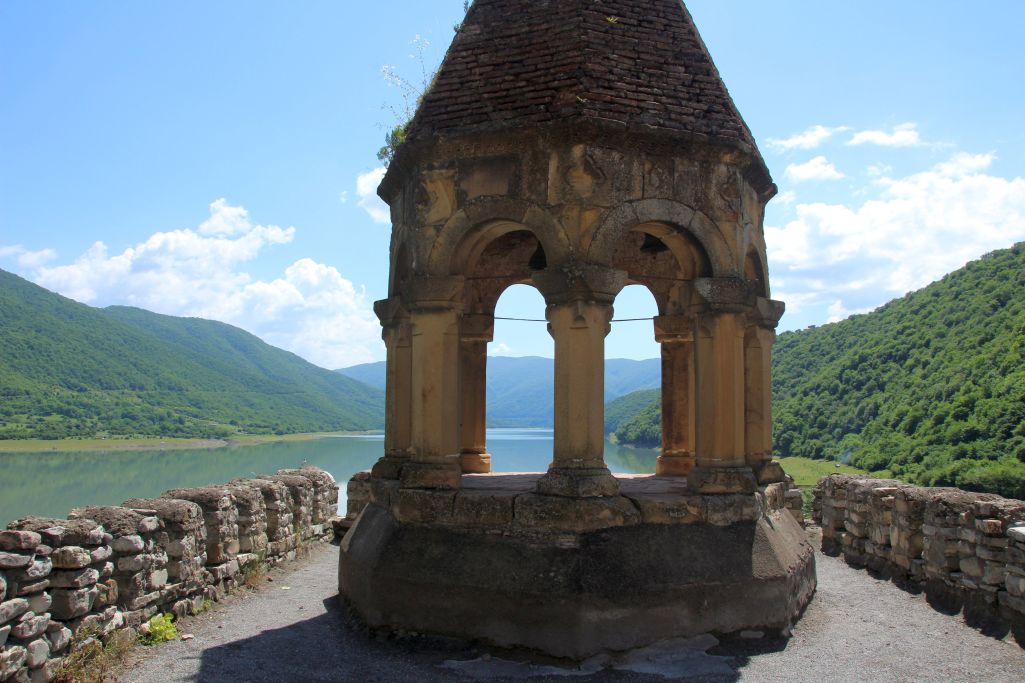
0 466 339 683
814 474 1025 637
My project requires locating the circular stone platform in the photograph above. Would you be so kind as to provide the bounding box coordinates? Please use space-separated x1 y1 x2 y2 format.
338 474 816 659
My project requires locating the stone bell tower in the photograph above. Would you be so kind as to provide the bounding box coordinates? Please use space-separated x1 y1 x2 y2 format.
340 0 815 658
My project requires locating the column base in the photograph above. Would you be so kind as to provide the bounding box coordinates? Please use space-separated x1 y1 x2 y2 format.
656 451 695 476
400 459 462 490
370 451 410 480
687 466 758 494
536 467 619 497
459 451 492 474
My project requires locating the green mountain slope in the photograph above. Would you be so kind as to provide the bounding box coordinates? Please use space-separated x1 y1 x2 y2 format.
338 357 661 428
773 243 1025 498
0 269 383 439
604 388 660 435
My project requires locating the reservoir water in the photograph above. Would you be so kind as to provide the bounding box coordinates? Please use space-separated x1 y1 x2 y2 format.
0 429 658 526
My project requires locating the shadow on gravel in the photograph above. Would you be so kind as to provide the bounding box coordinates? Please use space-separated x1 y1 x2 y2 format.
192 593 759 682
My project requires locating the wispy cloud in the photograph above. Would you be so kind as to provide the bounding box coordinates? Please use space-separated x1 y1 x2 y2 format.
768 125 850 152
0 245 58 268
847 122 923 147
784 156 846 183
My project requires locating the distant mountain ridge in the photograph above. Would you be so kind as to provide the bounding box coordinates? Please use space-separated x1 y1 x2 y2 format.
338 357 661 428
0 269 384 439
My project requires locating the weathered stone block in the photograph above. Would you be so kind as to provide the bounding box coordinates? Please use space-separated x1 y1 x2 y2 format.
48 568 98 589
0 532 41 552
0 553 32 570
25 593 50 616
49 547 91 570
0 598 29 625
23 637 49 668
0 646 27 681
49 586 97 620
11 612 49 640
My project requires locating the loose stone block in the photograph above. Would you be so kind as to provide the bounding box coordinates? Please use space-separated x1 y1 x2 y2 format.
0 553 31 571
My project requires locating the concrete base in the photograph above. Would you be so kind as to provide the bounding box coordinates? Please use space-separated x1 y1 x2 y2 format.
339 474 816 659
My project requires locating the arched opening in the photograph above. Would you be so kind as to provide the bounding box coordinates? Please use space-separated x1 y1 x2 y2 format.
457 227 553 474
602 223 713 478
487 284 554 472
604 284 661 474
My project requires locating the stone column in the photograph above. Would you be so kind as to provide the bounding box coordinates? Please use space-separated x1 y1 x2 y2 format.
746 297 786 484
459 314 494 474
654 314 695 476
371 298 413 479
400 277 465 490
533 265 626 497
688 278 757 493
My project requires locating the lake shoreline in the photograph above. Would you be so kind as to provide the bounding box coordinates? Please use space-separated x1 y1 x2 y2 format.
0 431 382 454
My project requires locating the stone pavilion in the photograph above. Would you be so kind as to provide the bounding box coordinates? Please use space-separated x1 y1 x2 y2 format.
340 0 816 658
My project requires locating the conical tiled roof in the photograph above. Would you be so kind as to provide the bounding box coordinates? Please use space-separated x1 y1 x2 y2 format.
407 0 761 156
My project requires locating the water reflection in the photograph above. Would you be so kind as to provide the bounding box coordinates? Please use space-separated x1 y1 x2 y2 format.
0 429 658 526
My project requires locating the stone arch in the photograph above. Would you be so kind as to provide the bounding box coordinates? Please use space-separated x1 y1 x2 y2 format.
588 199 736 277
389 243 414 298
745 247 770 298
426 198 573 277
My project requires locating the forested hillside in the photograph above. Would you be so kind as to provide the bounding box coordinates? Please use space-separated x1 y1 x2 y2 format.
605 388 660 446
774 243 1025 497
0 269 384 439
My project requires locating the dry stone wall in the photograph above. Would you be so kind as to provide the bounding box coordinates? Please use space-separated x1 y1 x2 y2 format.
814 474 1025 637
0 466 338 683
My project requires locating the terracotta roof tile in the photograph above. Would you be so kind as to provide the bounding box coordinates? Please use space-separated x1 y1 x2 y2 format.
407 0 760 155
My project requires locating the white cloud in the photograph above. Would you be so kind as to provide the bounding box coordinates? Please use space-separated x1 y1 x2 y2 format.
338 190 349 204
775 190 797 206
848 122 922 147
26 199 382 369
0 245 58 268
767 152 1025 326
489 342 513 357
356 167 390 224
768 125 849 152
784 156 845 183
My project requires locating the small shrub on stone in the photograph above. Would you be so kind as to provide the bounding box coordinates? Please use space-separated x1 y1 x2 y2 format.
138 613 177 645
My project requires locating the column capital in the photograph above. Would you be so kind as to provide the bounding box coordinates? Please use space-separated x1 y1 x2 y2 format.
694 277 755 313
405 275 465 312
653 314 694 344
748 297 786 330
374 296 409 328
460 313 494 343
532 263 627 306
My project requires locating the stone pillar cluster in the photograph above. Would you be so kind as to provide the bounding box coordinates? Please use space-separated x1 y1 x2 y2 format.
0 466 339 683
814 474 1025 639
370 269 787 499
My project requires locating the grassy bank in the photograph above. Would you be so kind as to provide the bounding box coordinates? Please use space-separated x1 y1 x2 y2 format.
778 456 872 488
0 431 377 453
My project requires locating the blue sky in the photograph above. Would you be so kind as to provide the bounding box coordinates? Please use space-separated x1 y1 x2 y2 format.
2 1 1024 367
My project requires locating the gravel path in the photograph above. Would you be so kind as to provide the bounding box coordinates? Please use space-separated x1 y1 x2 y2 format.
123 534 1025 683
